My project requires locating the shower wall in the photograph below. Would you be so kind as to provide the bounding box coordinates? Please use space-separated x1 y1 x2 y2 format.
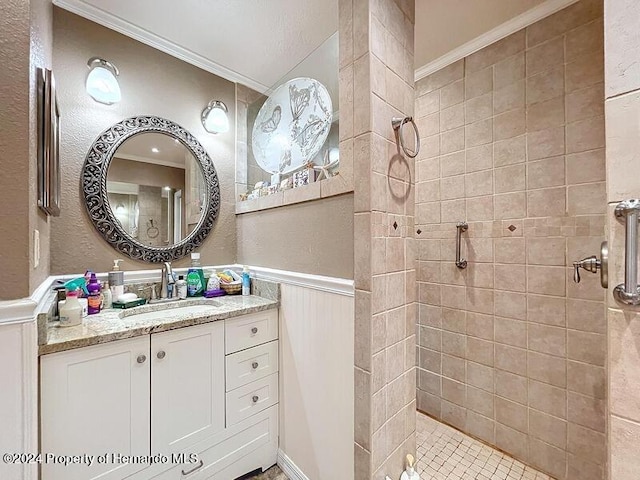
414 1 606 479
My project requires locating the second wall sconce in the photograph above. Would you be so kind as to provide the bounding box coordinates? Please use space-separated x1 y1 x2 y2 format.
86 57 121 105
201 100 229 134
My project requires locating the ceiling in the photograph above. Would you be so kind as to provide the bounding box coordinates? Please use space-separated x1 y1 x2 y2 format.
53 0 338 92
415 0 546 69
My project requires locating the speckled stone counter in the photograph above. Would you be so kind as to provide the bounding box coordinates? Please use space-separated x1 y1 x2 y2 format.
40 294 278 356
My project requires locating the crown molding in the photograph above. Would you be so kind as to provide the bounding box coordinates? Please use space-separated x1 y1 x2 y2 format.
414 0 580 82
52 0 271 94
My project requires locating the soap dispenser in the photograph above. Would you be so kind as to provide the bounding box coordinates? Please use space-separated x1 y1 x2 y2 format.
108 259 124 299
400 454 420 480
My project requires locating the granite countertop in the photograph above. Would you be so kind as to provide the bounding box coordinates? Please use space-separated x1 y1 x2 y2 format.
40 295 278 356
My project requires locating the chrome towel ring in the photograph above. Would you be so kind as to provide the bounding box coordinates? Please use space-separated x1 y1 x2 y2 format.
392 116 420 158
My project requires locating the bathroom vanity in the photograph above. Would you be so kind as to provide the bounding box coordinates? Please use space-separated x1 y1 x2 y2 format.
39 296 279 480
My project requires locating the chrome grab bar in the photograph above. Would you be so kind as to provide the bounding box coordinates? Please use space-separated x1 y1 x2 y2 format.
614 200 640 305
455 222 468 269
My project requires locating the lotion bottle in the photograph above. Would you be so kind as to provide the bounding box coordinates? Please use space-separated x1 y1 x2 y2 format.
400 454 420 480
59 290 83 327
242 266 251 296
108 259 124 299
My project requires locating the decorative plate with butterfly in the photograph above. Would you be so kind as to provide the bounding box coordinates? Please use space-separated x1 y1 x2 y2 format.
251 77 333 175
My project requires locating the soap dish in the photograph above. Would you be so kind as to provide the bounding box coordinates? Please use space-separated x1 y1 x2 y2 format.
112 298 147 309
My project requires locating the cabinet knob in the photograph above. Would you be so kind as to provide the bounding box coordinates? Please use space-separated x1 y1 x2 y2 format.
137 354 147 364
252 395 259 403
157 351 166 360
251 361 259 370
251 327 258 334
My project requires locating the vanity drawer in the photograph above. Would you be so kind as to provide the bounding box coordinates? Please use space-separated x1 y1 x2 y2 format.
225 310 278 354
226 373 278 426
225 340 278 392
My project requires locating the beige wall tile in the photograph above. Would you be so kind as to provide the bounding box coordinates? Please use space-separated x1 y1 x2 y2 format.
568 391 606 433
496 397 528 433
527 265 566 296
527 187 566 218
495 265 526 293
606 91 640 202
440 127 465 154
528 324 567 357
494 52 525 90
465 144 493 172
528 437 566 479
467 31 525 73
568 329 605 366
566 149 605 185
417 60 463 96
467 360 494 392
610 308 640 418
529 379 567 419
611 416 640 480
441 399 467 431
466 195 494 221
465 170 493 197
526 237 566 266
440 103 464 132
604 0 640 97
466 410 495 444
496 370 528 405
467 386 494 418
527 156 565 189
465 118 493 148
495 291 527 321
566 17 603 61
527 126 565 161
440 175 464 200
440 199 466 223
526 0 602 47
466 287 494 315
440 79 464 108
568 182 606 215
529 409 567 450
527 295 566 327
467 312 494 341
527 67 564 106
566 51 604 93
568 423 605 464
526 37 564 77
494 135 526 167
440 151 465 177
495 192 526 220
567 298 605 333
494 80 525 115
495 344 527 375
495 423 528 461
567 360 605 399
465 66 493 99
466 336 494 366
494 108 526 141
442 353 465 382
526 96 565 132
416 90 440 116
528 350 567 389
567 115 605 154
566 82 604 123
495 316 527 347
465 93 493 124
494 237 525 264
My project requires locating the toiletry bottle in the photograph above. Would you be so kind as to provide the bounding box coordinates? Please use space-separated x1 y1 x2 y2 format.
186 253 205 297
207 269 220 292
400 454 420 480
59 290 83 327
87 273 102 315
242 266 251 296
108 259 125 299
102 281 112 309
176 275 187 299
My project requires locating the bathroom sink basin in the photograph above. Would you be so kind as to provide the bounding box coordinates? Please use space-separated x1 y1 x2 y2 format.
120 302 221 322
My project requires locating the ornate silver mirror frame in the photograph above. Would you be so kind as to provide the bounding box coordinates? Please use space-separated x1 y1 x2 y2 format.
81 116 220 262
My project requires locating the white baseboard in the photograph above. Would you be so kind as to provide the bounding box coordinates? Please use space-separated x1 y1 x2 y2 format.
277 450 310 480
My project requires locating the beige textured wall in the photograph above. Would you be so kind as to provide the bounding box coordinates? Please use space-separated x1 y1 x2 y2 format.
50 8 236 275
344 0 417 478
414 1 606 479
0 0 52 300
236 194 354 279
604 1 640 479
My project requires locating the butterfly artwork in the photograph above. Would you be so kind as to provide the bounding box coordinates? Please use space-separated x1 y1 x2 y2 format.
260 105 282 133
252 78 333 175
289 84 311 122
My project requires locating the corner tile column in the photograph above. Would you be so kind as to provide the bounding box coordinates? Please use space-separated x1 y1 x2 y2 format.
342 0 417 478
605 1 640 479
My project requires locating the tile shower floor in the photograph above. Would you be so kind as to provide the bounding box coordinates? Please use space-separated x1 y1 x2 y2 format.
416 413 552 480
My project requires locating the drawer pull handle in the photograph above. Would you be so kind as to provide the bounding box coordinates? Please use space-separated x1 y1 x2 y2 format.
157 351 166 360
252 361 259 369
251 327 258 334
137 354 146 364
252 395 259 403
181 459 204 476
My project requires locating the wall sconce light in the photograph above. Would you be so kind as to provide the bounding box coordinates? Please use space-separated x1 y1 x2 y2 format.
201 100 229 134
86 57 121 105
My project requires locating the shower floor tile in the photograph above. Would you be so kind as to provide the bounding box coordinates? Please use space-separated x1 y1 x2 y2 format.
416 412 552 480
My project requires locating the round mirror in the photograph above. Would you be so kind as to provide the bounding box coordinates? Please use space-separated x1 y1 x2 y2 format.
82 116 220 262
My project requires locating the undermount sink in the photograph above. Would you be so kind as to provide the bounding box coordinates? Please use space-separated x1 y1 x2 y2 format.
120 301 222 322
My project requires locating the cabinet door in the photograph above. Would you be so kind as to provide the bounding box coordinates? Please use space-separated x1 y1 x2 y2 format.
40 336 151 480
151 321 225 455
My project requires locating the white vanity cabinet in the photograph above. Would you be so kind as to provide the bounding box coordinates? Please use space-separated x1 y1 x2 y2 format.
40 309 279 480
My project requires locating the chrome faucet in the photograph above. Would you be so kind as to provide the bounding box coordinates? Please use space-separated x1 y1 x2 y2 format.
161 262 175 299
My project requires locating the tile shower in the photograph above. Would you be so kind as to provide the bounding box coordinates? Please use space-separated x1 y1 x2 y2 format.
414 1 606 479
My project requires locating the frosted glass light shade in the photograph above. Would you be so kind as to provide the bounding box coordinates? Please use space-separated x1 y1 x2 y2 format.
86 60 121 105
201 100 229 134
